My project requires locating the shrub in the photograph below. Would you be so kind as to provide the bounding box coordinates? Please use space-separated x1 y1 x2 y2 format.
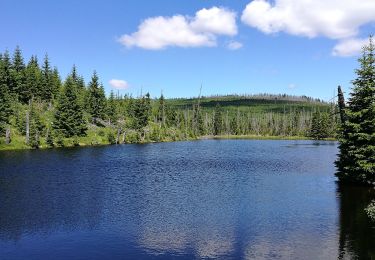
107 132 116 144
365 201 375 221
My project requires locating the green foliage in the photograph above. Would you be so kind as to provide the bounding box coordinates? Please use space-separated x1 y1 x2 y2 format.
107 131 116 144
130 93 151 131
310 111 332 139
46 128 54 147
365 201 375 221
0 80 12 134
106 90 118 124
87 71 106 122
53 76 87 138
213 104 223 135
0 45 340 150
336 37 375 184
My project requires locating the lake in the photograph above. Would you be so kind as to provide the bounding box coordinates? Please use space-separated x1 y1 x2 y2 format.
0 140 374 259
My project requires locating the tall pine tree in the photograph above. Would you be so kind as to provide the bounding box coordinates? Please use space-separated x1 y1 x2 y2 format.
53 76 87 137
87 71 106 122
336 36 375 184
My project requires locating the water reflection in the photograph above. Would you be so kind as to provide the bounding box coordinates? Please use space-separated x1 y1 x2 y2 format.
0 140 373 259
337 184 375 259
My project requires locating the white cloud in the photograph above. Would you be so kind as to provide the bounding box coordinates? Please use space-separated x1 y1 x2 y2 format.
227 41 243 50
119 7 237 50
332 38 369 57
191 7 237 36
241 0 375 39
288 83 297 89
109 79 129 90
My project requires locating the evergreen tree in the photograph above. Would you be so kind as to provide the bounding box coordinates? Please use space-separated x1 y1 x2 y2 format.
24 56 41 102
10 46 26 99
106 90 118 124
0 51 12 87
157 93 166 127
53 76 87 137
213 104 223 135
87 71 106 122
51 67 62 99
337 85 346 123
0 80 12 135
131 93 151 132
336 37 375 184
40 54 53 101
28 100 43 148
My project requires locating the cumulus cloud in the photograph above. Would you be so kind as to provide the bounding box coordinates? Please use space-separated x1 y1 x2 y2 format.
332 38 369 57
227 41 243 50
241 0 375 39
119 7 237 50
109 79 129 90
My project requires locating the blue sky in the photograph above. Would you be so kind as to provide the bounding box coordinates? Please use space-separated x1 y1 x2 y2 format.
1 0 374 100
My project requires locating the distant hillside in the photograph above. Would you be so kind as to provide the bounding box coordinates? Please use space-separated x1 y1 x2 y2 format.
167 94 331 114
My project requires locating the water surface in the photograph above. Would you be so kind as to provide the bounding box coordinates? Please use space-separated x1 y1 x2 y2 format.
0 140 374 259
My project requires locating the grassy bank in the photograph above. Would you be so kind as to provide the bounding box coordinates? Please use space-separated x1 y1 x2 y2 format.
0 133 336 151
201 135 336 141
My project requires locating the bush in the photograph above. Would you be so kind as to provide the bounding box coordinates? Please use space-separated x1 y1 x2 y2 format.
107 132 116 144
72 136 80 146
55 132 64 147
365 201 375 221
98 129 105 137
46 132 54 147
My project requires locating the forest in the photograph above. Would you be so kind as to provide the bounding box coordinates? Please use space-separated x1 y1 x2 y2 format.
0 47 338 150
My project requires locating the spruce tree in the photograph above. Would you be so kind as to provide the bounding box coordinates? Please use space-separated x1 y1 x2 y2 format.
0 81 12 135
87 71 106 122
336 37 375 184
106 90 118 124
40 54 53 101
213 103 223 136
53 76 87 137
24 56 42 102
10 46 26 100
157 93 166 127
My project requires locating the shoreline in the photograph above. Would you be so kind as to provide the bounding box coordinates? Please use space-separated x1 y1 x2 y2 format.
0 135 336 151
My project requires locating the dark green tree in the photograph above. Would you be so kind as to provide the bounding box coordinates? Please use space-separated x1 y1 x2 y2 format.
28 100 44 148
213 103 223 136
0 81 12 135
87 71 106 122
10 46 26 100
131 93 151 132
40 54 53 101
336 37 375 184
53 76 87 137
24 56 41 102
106 90 118 124
157 93 166 127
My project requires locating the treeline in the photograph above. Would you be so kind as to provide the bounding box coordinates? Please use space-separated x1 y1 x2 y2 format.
0 47 337 149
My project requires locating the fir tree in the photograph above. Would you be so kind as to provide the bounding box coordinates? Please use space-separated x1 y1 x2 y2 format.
157 93 166 127
336 36 375 184
28 100 43 148
213 103 223 136
0 81 12 134
106 90 118 124
53 76 87 137
10 46 26 99
40 54 53 101
87 71 106 122
24 56 41 102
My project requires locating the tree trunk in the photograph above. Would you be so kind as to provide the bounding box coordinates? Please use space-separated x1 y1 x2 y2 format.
122 131 126 143
5 126 11 144
26 110 30 144
116 128 121 144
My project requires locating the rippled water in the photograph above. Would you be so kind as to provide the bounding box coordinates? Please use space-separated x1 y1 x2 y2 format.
0 140 374 259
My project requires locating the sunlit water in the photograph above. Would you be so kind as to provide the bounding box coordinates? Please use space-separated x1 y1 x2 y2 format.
0 140 374 259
